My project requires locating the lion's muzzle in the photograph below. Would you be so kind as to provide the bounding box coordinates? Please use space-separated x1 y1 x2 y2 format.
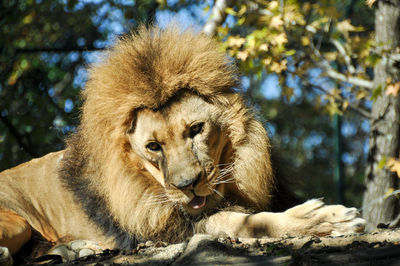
170 172 208 209
171 172 201 190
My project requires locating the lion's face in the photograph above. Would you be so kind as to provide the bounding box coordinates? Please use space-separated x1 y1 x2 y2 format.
128 93 232 215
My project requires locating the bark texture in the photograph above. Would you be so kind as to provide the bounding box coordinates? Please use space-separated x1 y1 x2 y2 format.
362 0 400 231
202 0 233 36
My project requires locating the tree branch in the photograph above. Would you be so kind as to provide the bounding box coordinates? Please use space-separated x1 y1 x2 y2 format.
203 0 234 37
311 83 372 119
330 38 356 74
322 64 374 89
310 39 374 90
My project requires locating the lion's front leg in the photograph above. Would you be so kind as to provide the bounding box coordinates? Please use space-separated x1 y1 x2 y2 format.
200 199 366 238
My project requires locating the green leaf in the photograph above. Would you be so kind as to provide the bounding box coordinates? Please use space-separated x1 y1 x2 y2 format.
366 53 382 66
237 17 246 25
326 100 343 116
371 85 383 102
203 5 210 12
285 49 296 56
378 156 387 170
225 7 236 16
282 86 294 103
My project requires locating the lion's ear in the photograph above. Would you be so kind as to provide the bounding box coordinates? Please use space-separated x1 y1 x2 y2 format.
126 111 138 134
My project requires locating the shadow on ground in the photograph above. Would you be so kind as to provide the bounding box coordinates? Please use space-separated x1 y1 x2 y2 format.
18 228 400 265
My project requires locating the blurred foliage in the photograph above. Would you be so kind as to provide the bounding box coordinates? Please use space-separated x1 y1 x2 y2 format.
0 0 383 207
211 0 378 206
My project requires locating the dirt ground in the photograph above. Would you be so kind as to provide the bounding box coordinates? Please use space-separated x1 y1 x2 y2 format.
19 227 400 265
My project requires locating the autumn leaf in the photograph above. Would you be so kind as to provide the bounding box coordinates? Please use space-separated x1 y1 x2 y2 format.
271 33 287 46
259 43 269 52
386 82 400 96
356 90 369 100
270 15 283 29
388 158 400 178
337 19 364 34
324 52 337 61
325 97 343 116
228 37 246 48
263 57 272 66
236 50 249 61
342 100 349 111
301 36 310 46
270 59 287 73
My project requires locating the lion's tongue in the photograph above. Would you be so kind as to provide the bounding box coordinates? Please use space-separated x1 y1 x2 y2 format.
189 196 206 209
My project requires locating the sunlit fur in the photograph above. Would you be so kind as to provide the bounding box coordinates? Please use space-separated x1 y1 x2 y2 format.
66 25 274 242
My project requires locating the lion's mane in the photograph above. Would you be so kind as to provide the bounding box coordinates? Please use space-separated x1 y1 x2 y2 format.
60 25 274 249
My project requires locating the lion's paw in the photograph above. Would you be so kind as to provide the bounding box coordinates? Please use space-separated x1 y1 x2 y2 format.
49 240 104 262
284 199 366 237
0 247 12 266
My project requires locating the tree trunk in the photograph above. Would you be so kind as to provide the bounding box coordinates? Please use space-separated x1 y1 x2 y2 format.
203 0 233 36
362 0 400 231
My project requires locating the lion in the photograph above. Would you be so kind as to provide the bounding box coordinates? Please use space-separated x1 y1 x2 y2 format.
0 25 365 263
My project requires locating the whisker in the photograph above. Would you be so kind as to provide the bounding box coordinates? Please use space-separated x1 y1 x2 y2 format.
214 163 233 168
214 163 235 174
219 165 234 173
147 195 167 200
217 166 234 175
208 185 224 199
145 200 171 206
218 170 234 178
149 194 169 200
212 178 235 185
143 189 173 206
145 196 174 206
213 170 234 183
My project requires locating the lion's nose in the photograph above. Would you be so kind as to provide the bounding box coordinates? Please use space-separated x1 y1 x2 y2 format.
173 173 201 190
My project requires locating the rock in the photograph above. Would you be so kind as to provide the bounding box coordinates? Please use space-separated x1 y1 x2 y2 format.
49 245 76 261
70 240 86 250
152 243 186 262
0 247 13 266
110 242 187 265
238 237 259 247
48 239 103 262
183 234 215 255
145 240 154 247
79 248 95 257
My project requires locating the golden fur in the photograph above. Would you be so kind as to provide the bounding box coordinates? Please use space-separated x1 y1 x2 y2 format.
0 25 365 260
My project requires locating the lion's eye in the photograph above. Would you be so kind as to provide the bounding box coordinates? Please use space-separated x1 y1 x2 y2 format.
190 122 204 138
146 142 162 152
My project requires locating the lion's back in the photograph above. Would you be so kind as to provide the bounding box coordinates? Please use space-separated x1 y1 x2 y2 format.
0 151 110 244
